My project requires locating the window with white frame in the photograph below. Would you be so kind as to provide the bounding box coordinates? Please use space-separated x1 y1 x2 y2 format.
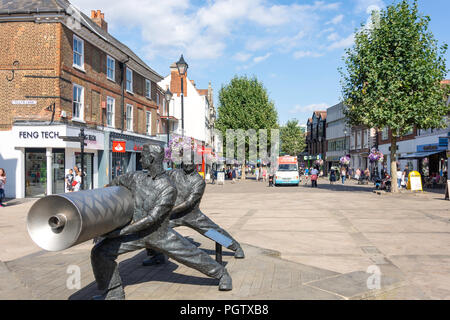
126 104 133 131
145 79 151 98
156 92 160 106
146 111 152 135
163 99 167 116
107 56 115 81
157 119 160 134
73 35 84 69
126 68 133 93
382 127 389 140
106 96 115 127
72 84 84 120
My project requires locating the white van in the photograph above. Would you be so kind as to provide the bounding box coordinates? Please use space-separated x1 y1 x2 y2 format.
275 156 299 186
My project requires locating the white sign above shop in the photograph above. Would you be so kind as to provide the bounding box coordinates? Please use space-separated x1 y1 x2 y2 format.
13 125 104 150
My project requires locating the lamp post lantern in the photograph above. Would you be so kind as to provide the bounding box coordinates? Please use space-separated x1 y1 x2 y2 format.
176 54 188 136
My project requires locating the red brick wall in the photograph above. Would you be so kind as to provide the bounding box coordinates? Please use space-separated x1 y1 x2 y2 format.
0 22 59 130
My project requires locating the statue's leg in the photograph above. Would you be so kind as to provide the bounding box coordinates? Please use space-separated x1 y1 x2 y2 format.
150 228 232 291
91 234 146 299
182 209 245 259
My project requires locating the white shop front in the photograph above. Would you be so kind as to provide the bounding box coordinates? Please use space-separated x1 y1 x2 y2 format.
0 124 104 198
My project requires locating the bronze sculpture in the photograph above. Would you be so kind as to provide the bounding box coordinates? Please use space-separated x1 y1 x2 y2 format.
90 144 232 300
143 161 244 266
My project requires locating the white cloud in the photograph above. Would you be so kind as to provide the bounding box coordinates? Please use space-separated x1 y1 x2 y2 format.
327 32 340 41
290 103 329 114
253 52 272 63
293 51 324 59
70 0 340 61
327 14 344 25
328 33 355 50
354 0 385 13
233 52 252 62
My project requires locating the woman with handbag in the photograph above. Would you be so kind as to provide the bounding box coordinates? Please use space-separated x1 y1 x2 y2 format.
311 167 319 188
0 168 6 207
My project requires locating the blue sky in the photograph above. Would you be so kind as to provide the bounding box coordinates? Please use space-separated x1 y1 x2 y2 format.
71 0 450 126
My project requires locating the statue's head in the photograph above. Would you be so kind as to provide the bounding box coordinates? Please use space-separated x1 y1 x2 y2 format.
181 149 197 174
141 144 164 171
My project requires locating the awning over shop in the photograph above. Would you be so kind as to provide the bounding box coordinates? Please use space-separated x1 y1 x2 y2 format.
399 150 444 159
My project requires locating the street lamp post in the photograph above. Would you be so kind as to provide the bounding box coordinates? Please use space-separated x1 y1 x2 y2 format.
164 88 173 146
176 55 188 137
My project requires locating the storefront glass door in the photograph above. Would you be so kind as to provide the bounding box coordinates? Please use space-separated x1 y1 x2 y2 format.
112 152 130 180
25 149 47 198
52 149 65 195
75 153 94 190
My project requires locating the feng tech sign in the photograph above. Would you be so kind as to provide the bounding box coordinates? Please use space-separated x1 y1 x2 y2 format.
19 131 61 139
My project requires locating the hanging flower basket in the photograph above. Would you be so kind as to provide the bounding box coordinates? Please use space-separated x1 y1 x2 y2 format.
314 159 324 166
340 156 350 166
369 148 384 163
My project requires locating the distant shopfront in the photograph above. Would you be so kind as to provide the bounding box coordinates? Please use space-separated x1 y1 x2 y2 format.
3 124 104 198
108 132 164 181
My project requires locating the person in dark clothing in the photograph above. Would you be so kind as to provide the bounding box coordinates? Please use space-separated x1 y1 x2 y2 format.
90 145 232 300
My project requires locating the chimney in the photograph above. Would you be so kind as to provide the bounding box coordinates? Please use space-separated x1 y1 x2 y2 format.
91 10 108 32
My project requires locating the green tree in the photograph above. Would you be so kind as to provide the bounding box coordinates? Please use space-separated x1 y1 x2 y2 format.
340 0 449 193
281 119 306 156
216 76 279 179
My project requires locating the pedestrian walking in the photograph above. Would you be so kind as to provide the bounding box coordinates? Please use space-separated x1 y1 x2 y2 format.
231 167 236 184
255 167 260 182
355 168 361 180
311 167 319 188
330 168 336 185
65 169 75 192
0 168 6 207
262 167 267 182
397 167 403 189
341 167 347 184
73 171 82 192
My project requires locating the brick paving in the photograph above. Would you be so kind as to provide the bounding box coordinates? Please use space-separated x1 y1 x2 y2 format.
0 177 448 300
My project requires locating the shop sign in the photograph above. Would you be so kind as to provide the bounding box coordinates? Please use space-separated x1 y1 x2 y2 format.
407 171 423 192
133 143 144 151
112 141 126 153
19 131 61 139
417 144 446 152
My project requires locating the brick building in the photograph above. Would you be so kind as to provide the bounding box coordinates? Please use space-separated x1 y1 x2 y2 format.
0 1 166 198
305 111 327 172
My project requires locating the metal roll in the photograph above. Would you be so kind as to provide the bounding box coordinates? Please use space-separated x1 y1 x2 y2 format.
27 187 134 251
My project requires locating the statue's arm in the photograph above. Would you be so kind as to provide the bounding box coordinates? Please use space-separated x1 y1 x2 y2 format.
106 173 135 189
171 178 205 214
112 185 177 236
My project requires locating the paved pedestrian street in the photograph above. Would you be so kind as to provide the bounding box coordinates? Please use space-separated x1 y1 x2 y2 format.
0 178 449 300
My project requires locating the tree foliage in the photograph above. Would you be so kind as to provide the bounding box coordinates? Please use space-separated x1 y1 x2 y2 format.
340 0 449 192
216 76 279 158
281 119 306 156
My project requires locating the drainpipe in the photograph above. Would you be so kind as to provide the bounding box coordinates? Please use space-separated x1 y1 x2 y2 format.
119 57 130 132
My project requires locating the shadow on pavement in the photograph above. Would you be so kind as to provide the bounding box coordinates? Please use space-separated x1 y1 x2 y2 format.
69 248 229 300
300 181 375 193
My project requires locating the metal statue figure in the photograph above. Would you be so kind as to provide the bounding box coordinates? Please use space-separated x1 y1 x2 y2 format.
142 160 245 267
90 144 232 300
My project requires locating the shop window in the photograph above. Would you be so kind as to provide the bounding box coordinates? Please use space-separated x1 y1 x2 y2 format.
75 153 94 190
25 149 47 198
73 35 84 70
107 96 115 127
73 84 84 121
52 149 65 195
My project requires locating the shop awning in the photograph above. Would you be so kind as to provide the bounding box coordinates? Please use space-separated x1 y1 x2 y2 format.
399 150 444 159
